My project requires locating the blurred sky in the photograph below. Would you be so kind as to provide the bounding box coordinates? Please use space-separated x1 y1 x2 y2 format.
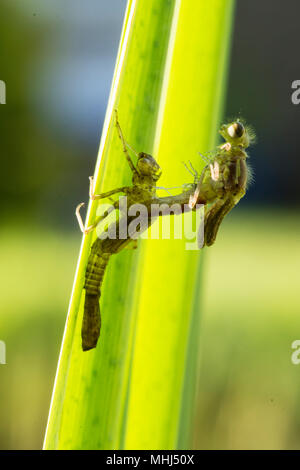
0 0 300 227
1 0 300 231
0 0 126 228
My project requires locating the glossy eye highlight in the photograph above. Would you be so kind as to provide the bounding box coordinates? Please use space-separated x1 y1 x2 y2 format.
228 121 244 138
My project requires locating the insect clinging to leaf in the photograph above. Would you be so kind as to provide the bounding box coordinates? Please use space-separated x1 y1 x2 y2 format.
189 118 255 246
76 111 254 351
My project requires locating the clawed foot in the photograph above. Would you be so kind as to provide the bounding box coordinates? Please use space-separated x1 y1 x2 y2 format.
75 203 97 235
89 176 96 200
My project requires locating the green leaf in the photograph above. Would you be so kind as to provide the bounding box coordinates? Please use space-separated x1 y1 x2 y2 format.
44 0 235 450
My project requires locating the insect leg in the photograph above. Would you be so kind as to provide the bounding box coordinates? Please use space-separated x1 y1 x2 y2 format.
156 185 187 196
189 169 206 209
75 203 87 233
75 202 116 235
114 109 139 175
182 161 196 178
88 176 129 200
188 160 199 179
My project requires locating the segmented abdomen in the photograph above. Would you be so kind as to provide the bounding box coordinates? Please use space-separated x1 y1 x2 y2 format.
84 239 110 295
81 239 111 351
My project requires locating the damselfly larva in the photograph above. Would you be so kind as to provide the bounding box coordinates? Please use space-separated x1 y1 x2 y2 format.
76 111 201 350
76 113 254 350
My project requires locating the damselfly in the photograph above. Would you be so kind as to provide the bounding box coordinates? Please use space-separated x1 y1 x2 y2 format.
76 112 254 350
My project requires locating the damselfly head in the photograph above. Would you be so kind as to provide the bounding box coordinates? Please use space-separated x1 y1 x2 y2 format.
220 120 255 149
137 152 162 180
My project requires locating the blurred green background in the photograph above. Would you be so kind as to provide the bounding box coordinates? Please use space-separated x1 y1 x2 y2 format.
1 0 300 449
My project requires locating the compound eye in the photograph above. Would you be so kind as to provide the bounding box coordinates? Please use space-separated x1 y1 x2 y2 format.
228 122 244 138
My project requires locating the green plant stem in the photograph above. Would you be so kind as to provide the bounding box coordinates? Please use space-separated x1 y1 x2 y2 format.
44 0 235 450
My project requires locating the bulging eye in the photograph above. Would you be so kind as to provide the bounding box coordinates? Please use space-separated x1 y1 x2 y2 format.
138 152 147 159
228 122 244 138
